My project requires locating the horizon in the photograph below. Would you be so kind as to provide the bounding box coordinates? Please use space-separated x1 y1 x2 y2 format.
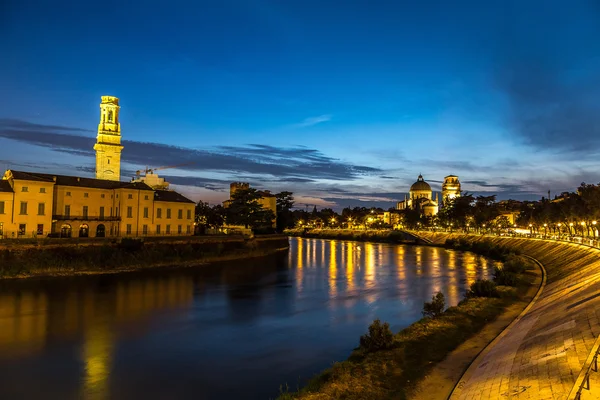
2 0 599 211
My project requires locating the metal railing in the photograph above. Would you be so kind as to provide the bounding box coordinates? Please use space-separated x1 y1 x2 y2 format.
52 215 121 221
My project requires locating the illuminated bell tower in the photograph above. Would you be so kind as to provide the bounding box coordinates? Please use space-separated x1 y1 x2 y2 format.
94 96 124 181
442 175 461 203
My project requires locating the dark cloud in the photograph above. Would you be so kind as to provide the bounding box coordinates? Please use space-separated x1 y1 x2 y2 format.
0 119 382 182
491 2 600 153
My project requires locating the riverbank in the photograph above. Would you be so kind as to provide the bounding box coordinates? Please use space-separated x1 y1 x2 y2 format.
285 228 423 244
0 235 289 279
277 232 540 400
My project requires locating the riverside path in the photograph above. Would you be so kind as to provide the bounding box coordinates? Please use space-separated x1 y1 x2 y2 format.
415 233 600 400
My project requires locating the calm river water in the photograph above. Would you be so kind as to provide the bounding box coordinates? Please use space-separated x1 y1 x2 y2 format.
0 238 495 400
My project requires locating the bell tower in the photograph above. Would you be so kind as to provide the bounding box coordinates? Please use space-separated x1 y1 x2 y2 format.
94 96 124 181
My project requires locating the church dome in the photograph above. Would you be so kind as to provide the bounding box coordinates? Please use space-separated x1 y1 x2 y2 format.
410 175 431 192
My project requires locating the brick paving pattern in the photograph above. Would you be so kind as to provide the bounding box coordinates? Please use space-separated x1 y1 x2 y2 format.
418 234 600 400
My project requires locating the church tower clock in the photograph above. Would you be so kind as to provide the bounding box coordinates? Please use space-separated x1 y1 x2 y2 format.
94 96 124 181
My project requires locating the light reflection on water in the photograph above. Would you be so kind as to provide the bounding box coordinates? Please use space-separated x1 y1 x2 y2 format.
0 238 493 400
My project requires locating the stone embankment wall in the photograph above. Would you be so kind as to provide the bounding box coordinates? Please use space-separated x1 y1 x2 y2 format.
0 235 289 279
416 232 600 399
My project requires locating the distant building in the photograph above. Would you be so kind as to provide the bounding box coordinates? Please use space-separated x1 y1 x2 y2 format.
442 175 461 202
0 96 195 238
223 182 277 228
396 174 461 217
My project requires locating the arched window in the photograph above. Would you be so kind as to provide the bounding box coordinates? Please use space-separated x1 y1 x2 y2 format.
108 110 113 122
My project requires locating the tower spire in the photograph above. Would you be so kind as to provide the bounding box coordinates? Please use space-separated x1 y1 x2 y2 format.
94 96 124 181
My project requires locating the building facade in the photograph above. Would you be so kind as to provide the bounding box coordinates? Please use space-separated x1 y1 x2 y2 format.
223 182 277 228
0 96 195 238
396 174 461 217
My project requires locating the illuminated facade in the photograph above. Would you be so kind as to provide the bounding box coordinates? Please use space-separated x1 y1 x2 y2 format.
396 174 461 217
223 182 277 228
396 174 440 216
0 96 195 238
94 96 123 181
442 175 461 202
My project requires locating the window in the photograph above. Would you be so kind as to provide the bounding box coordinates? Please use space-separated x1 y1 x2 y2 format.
116 194 118 198
0 201 4 214
40 187 46 193
156 225 161 234
66 191 71 196
128 194 133 199
144 195 149 200
83 206 88 218
19 202 27 215
166 225 171 234
186 225 191 234
177 225 182 234
0 222 3 236
187 210 191 220
143 207 149 218
166 209 171 219
38 203 45 216
101 194 105 199
21 186 28 192
37 224 43 235
100 207 105 218
178 209 183 219
157 208 162 218
107 159 111 164
65 205 71 217
84 193 89 198
116 207 119 216
18 224 26 236
127 206 133 218
126 224 132 235
142 225 148 235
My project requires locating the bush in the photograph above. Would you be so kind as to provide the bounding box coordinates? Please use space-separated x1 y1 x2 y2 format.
359 319 394 352
422 292 446 318
503 255 528 274
467 279 499 298
493 266 519 286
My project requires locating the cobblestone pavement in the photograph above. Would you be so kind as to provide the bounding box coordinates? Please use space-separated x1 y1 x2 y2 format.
417 234 600 400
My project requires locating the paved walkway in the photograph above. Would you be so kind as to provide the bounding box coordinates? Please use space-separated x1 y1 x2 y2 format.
418 234 600 400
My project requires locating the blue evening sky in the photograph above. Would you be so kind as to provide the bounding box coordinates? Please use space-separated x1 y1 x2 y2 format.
1 0 599 209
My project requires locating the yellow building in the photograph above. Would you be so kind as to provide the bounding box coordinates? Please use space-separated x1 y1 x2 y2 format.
442 175 461 202
223 182 277 228
0 96 195 238
396 174 440 217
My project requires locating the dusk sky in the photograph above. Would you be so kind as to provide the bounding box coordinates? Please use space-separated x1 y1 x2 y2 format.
1 0 599 210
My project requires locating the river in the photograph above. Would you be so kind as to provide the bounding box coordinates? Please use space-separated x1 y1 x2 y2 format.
0 237 495 400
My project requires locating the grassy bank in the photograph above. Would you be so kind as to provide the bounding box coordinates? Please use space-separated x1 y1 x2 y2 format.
278 236 537 400
0 235 289 278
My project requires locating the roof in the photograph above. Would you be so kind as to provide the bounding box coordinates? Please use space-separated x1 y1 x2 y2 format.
0 180 13 193
410 174 432 192
7 170 153 190
153 190 195 204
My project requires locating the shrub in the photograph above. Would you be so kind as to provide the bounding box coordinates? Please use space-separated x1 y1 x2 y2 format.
493 266 519 286
422 292 446 318
359 319 394 352
118 238 144 252
503 255 528 274
466 279 499 298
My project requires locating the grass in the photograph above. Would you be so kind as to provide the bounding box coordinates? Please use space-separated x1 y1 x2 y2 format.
278 297 511 400
0 235 289 278
277 234 538 400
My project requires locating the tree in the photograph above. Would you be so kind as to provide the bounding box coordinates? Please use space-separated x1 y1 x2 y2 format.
275 191 295 231
195 201 225 233
226 188 275 230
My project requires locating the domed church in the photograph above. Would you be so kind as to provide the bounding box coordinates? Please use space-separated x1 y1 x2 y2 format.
396 174 461 217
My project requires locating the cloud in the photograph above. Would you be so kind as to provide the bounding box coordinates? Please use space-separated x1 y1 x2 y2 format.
291 114 331 128
0 119 381 183
489 2 600 154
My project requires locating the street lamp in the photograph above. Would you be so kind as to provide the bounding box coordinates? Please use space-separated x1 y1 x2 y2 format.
543 223 547 237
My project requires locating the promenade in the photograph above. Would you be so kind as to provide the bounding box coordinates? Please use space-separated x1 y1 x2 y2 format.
419 233 600 400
